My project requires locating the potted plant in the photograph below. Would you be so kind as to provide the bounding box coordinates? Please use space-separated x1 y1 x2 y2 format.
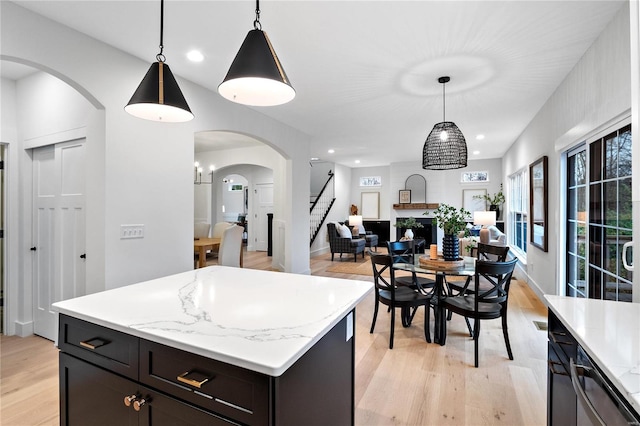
474 184 506 220
427 204 470 261
394 217 423 240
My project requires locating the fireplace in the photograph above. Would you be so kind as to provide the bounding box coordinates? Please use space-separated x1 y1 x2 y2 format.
396 217 437 245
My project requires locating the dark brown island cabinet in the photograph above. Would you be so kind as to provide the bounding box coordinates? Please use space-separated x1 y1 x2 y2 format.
58 313 355 426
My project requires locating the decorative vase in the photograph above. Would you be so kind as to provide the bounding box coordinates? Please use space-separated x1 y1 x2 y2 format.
442 234 459 261
404 228 414 240
490 205 500 221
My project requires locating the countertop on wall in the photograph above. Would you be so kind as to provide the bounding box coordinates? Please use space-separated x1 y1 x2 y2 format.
546 295 640 413
53 266 372 376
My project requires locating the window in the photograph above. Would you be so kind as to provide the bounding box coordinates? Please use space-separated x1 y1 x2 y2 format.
565 124 632 301
508 169 528 257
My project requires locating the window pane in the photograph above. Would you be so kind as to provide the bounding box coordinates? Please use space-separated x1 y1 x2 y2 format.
575 150 586 185
604 133 618 179
577 186 586 220
589 183 602 224
619 177 632 230
619 127 632 177
604 230 618 275
603 273 617 301
590 139 602 182
588 266 602 299
568 188 576 220
577 222 586 258
604 181 617 227
620 229 633 282
589 225 602 267
567 221 576 253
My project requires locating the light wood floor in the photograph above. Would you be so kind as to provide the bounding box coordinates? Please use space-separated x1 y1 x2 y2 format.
1 249 548 425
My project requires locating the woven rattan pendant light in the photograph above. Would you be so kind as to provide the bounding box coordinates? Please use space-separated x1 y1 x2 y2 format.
422 76 467 170
125 0 193 122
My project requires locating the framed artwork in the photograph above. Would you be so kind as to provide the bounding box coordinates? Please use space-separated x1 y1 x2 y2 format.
360 176 382 187
530 155 548 252
399 190 411 204
461 171 489 183
361 192 380 219
463 189 487 218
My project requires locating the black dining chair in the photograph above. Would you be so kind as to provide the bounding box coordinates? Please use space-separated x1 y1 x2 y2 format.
369 254 433 349
387 240 435 289
442 258 518 367
447 243 510 297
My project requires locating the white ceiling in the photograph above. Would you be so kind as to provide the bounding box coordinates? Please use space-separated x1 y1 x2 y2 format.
5 0 626 167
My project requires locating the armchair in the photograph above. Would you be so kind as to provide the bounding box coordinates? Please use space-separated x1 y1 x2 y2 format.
327 222 366 262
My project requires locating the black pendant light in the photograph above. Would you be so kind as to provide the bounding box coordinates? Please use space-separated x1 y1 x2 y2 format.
218 0 295 106
125 0 193 122
422 76 467 170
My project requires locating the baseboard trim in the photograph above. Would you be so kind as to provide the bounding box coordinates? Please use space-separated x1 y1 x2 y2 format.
15 320 34 337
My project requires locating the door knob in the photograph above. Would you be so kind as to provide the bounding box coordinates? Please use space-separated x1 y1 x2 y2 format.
30 247 37 251
133 398 147 411
123 394 137 407
80 253 86 259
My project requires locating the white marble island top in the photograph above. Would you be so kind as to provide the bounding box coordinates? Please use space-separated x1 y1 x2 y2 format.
546 295 640 414
53 266 372 376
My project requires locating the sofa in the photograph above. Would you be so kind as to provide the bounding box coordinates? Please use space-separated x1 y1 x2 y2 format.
459 225 506 256
327 222 366 262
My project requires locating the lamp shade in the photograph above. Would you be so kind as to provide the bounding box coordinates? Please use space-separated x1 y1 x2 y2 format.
474 210 496 226
125 61 194 122
218 29 295 106
422 121 468 170
349 215 363 234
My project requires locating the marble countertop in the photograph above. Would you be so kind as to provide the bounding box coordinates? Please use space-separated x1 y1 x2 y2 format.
53 266 373 376
545 295 640 413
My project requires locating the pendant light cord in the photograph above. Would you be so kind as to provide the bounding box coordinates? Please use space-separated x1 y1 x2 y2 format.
254 0 262 30
157 0 166 62
442 81 446 122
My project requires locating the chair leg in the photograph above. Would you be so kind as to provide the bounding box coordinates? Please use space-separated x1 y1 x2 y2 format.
473 319 481 368
331 252 334 261
370 298 379 334
353 253 357 262
389 307 395 349
502 313 514 360
424 304 431 343
465 317 473 336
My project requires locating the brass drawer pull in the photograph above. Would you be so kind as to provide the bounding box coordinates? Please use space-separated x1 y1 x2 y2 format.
177 371 210 389
79 338 108 350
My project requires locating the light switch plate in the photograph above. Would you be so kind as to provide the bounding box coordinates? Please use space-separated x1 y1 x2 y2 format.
120 224 144 239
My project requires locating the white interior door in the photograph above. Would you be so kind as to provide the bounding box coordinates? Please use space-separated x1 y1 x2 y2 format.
33 140 86 340
254 183 273 251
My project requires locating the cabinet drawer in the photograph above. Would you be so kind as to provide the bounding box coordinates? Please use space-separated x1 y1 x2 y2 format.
139 340 269 426
59 314 139 380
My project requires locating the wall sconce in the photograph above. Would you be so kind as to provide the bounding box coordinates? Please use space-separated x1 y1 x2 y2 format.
194 162 214 185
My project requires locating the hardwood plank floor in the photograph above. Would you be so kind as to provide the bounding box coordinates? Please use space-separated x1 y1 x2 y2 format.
1 249 548 425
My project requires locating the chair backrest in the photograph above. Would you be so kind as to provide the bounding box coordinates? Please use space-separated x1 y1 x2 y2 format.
212 222 233 239
473 258 518 305
476 242 510 262
387 240 415 265
218 224 244 267
194 222 211 239
370 254 396 292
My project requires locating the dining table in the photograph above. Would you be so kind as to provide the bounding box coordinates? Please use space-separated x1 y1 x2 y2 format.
193 237 221 268
393 256 475 345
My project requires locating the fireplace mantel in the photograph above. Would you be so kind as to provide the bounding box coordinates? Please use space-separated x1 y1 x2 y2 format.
393 203 439 210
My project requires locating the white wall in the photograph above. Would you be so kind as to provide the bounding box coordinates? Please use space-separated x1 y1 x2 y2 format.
350 166 391 220
502 3 632 298
1 2 312 335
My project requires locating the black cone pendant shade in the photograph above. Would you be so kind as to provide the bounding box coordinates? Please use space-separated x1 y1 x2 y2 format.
218 29 295 106
125 0 193 122
125 61 193 122
218 1 295 106
422 76 467 170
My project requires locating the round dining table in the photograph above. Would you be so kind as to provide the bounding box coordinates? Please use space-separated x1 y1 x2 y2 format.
393 256 475 345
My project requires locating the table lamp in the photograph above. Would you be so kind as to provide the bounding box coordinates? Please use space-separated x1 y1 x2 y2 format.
474 211 496 244
348 215 363 236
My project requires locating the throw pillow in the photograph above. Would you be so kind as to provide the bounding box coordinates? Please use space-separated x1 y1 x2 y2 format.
338 223 352 239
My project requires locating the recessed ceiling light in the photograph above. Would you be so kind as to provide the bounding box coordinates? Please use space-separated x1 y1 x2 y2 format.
355 160 360 164
473 150 480 155
187 50 204 62
328 149 335 154
310 157 319 161
476 134 485 140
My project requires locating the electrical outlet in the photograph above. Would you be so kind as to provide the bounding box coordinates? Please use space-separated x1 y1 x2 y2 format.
120 224 145 239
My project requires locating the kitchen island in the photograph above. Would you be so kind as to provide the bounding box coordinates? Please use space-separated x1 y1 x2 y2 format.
53 266 372 426
546 295 640 424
